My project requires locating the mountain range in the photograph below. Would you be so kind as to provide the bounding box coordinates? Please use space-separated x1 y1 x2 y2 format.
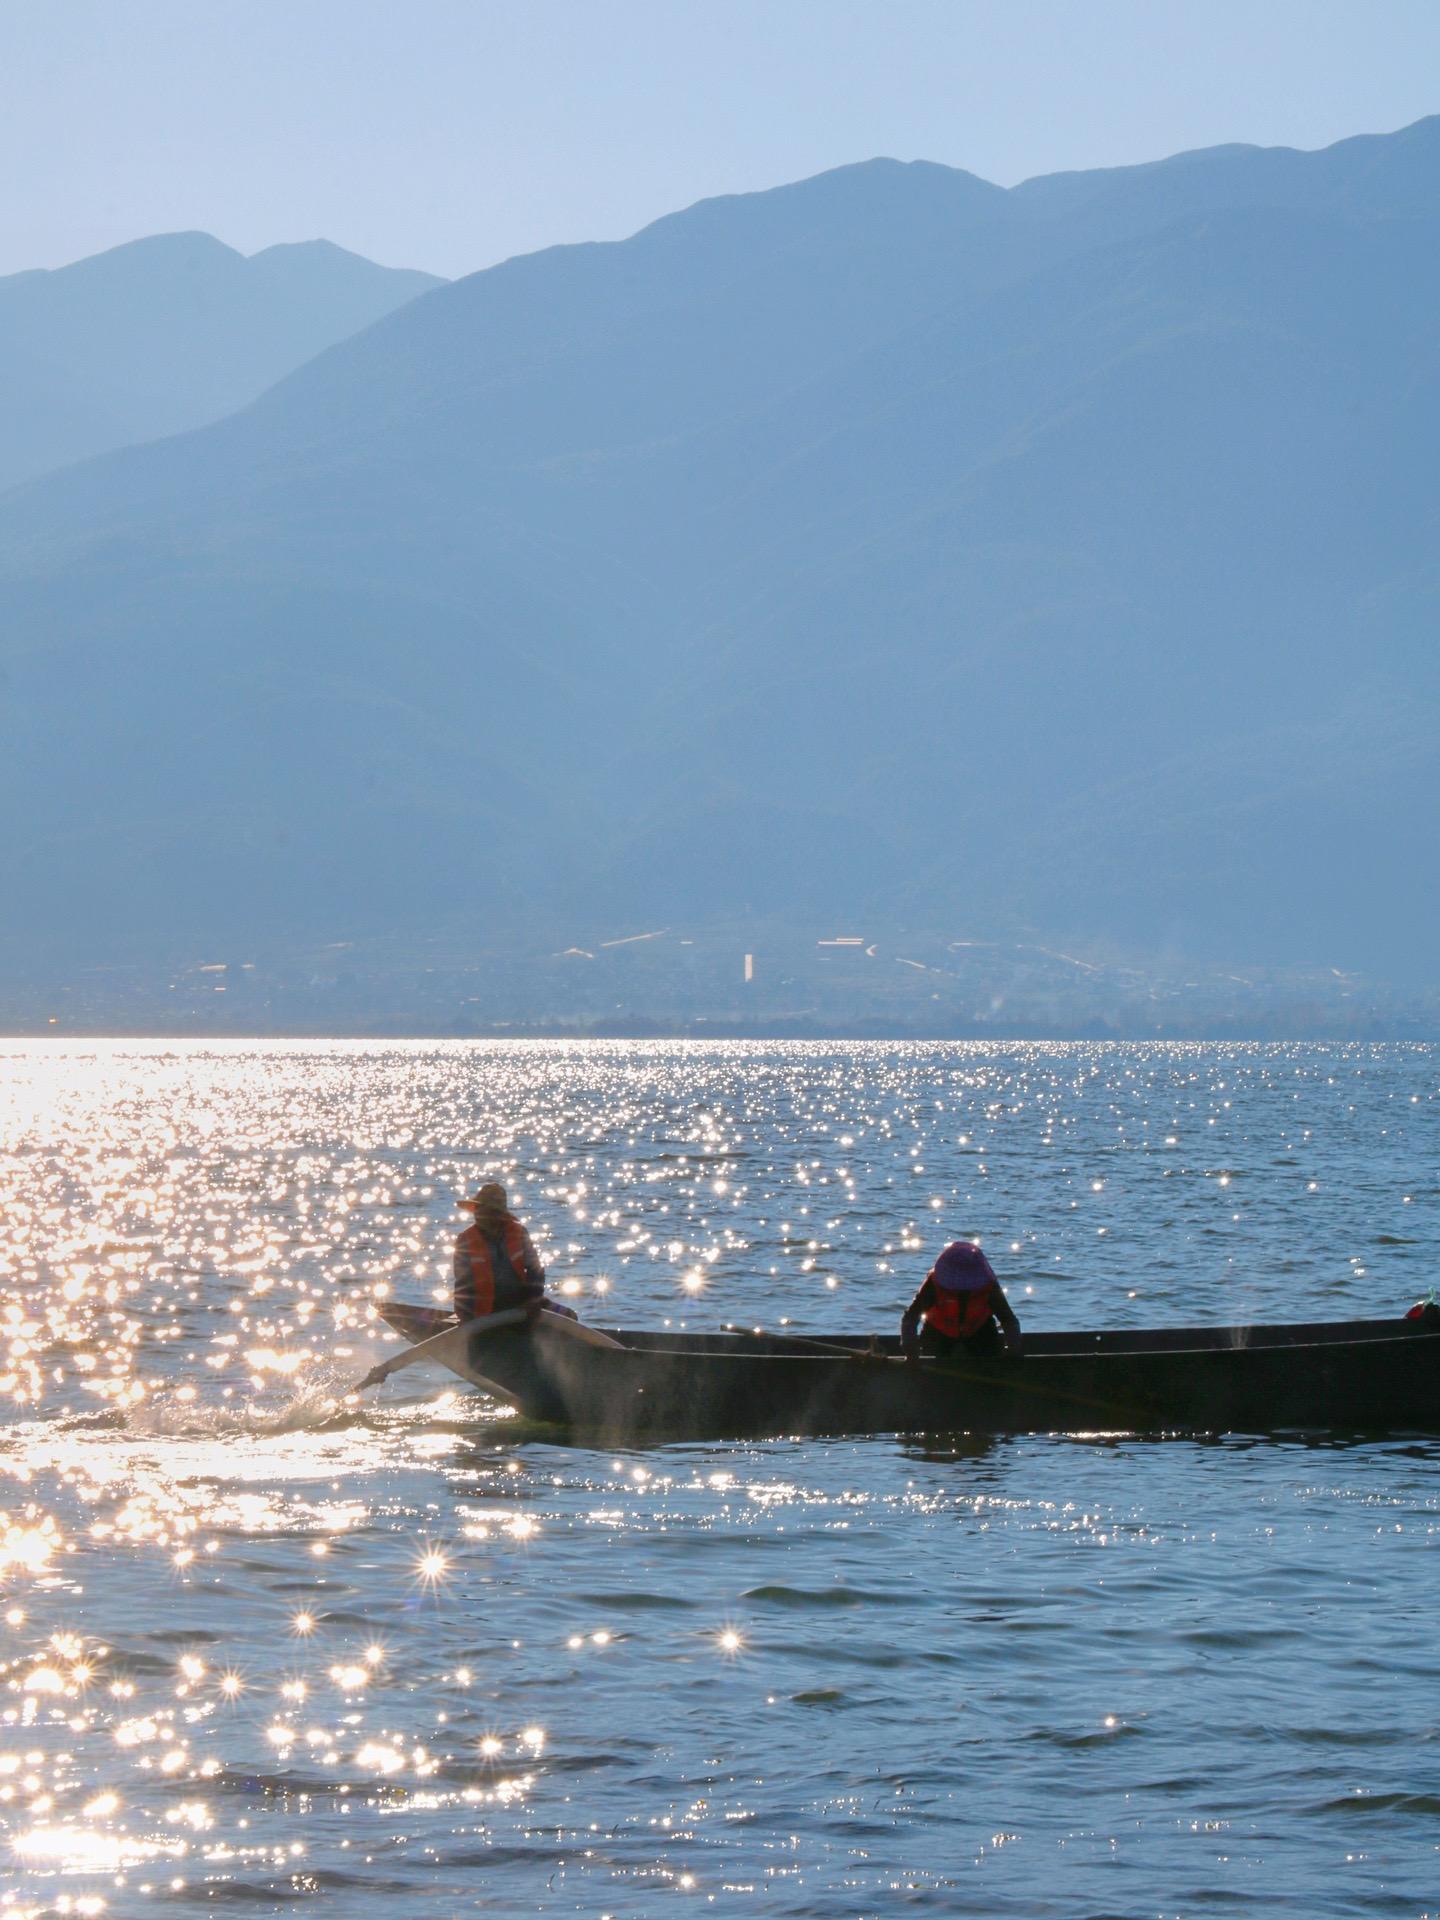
0 232 442 490
2 118 1437 1022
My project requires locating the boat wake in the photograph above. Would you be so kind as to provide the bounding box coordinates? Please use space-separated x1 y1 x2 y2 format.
121 1384 356 1439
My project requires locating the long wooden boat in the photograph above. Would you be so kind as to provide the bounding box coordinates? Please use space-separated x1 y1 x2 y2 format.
375 1303 1440 1441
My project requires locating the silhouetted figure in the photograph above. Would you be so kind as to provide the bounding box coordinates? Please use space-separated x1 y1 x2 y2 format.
901 1240 1023 1362
452 1182 548 1321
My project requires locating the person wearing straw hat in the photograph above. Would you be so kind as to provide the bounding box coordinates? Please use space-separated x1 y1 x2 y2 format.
453 1181 554 1323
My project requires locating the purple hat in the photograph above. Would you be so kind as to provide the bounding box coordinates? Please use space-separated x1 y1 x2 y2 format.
931 1241 996 1292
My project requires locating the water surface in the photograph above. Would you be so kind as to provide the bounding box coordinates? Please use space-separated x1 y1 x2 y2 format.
1 1040 1436 1916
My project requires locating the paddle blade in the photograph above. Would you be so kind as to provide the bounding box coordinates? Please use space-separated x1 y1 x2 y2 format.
346 1303 532 1397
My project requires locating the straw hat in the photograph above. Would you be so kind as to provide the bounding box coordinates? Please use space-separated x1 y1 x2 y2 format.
458 1180 508 1213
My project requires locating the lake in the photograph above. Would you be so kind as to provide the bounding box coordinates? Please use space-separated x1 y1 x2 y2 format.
1 1039 1436 1916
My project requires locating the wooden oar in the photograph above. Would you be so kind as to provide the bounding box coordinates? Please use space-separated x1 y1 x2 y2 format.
350 1302 627 1395
534 1313 626 1353
349 1306 531 1393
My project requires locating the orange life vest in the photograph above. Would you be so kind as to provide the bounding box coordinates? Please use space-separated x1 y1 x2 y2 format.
456 1215 533 1318
924 1275 997 1342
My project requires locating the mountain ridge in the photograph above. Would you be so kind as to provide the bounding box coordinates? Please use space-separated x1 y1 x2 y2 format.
2 117 1437 1020
0 230 444 492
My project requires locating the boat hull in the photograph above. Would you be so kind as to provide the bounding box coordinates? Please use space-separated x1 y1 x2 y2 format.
376 1307 1440 1441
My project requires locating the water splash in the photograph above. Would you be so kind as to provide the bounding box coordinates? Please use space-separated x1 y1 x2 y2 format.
122 1382 353 1438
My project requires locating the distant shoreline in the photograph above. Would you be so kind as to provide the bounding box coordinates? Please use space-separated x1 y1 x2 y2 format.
6 1023 1437 1045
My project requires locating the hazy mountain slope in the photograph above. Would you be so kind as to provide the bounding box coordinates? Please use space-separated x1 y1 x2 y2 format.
580 208 1440 961
0 232 443 490
1012 111 1440 230
1 121 1437 989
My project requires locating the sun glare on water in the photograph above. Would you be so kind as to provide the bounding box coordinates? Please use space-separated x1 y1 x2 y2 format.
0 1038 1429 1913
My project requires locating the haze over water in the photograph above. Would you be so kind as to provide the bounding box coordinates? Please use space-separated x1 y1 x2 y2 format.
1 1039 1436 1916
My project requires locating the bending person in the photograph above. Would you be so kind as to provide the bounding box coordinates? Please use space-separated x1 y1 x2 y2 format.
901 1239 1023 1363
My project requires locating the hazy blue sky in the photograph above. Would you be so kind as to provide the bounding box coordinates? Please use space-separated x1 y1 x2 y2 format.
4 0 1439 278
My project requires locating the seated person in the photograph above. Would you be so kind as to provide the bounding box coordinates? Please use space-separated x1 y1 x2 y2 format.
453 1182 577 1323
901 1239 1023 1362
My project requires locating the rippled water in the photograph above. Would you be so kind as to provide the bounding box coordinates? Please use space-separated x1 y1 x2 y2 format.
2 1040 1437 1917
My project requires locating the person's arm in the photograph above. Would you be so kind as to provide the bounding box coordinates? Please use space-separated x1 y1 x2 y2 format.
992 1282 1024 1357
900 1277 935 1360
519 1229 547 1311
452 1238 471 1318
